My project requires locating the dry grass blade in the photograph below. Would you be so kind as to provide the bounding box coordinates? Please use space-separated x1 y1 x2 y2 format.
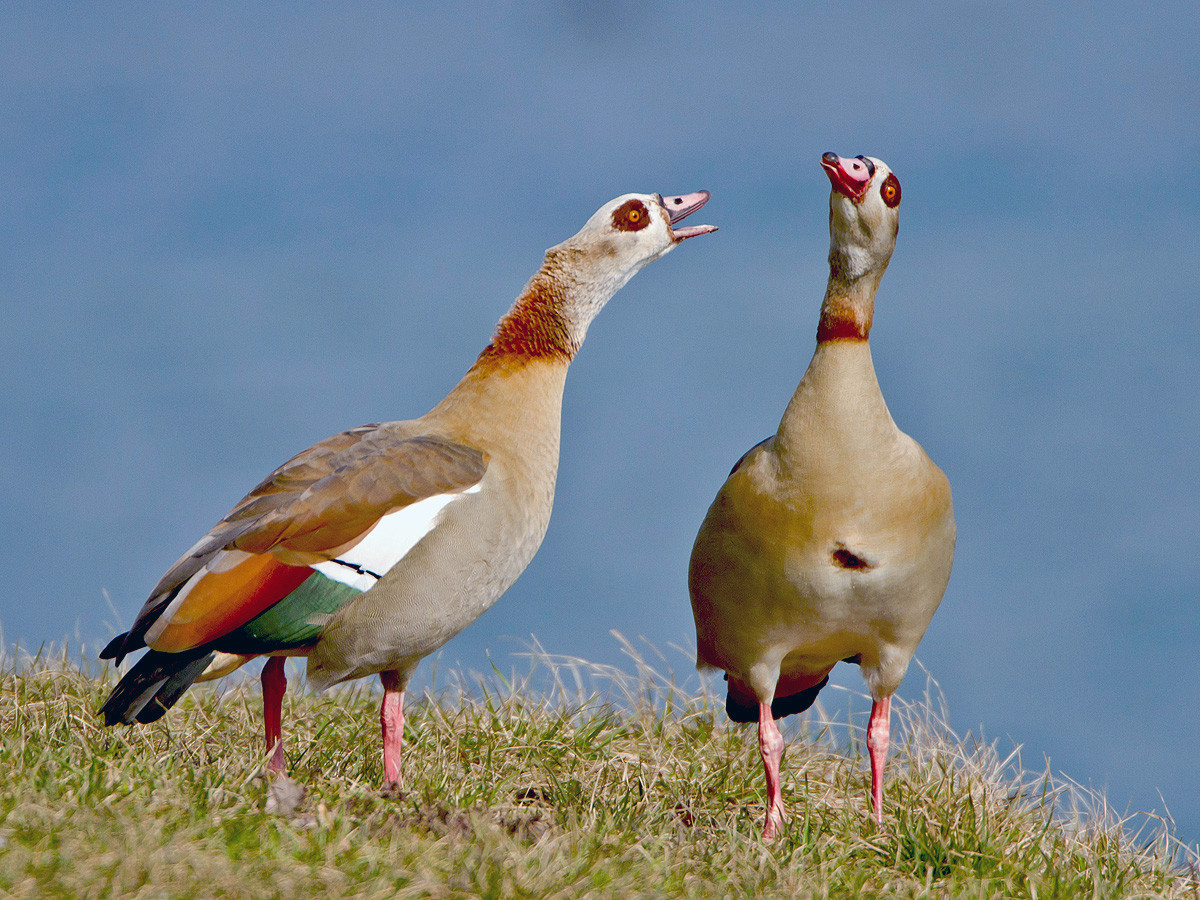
0 639 1195 898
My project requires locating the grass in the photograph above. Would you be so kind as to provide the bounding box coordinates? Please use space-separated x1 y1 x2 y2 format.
1 636 1195 899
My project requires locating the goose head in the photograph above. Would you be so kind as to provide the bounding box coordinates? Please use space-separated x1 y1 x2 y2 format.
487 191 716 360
820 153 901 285
555 190 716 281
540 191 717 346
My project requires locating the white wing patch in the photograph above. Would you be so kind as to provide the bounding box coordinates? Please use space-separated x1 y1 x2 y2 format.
313 484 481 590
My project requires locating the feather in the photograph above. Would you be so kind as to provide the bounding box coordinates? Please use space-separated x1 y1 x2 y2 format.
100 648 216 725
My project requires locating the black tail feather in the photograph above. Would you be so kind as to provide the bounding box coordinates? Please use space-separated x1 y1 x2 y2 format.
136 653 216 723
100 649 215 726
725 674 830 723
99 632 131 663
100 583 187 665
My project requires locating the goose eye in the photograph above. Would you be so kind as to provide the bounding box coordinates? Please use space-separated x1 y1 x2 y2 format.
612 199 651 232
880 173 901 208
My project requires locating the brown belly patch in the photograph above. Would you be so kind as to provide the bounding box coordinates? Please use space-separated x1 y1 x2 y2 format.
831 543 874 571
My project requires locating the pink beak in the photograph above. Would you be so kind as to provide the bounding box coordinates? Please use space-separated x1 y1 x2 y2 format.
660 191 718 241
821 153 873 200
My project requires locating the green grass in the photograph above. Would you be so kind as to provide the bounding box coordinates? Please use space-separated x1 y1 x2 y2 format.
1 638 1195 899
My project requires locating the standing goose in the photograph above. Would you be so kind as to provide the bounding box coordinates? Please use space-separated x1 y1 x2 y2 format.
688 154 954 837
102 190 716 786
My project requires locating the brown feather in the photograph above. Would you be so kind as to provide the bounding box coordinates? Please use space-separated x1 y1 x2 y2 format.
227 430 487 556
127 426 488 642
478 255 577 362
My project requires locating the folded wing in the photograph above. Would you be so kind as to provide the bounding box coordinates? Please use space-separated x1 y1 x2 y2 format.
101 424 488 664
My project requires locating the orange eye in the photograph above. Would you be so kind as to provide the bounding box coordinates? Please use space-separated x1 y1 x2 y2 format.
880 173 901 208
611 199 651 232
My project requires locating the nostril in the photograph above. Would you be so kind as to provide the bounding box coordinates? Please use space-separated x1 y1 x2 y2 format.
673 198 683 205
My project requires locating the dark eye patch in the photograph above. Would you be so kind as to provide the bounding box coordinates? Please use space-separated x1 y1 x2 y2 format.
880 172 901 208
612 199 650 232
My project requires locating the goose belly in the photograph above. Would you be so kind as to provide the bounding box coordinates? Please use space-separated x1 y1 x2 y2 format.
691 474 953 690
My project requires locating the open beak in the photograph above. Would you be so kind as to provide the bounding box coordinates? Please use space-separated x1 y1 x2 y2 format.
660 191 718 241
821 153 873 200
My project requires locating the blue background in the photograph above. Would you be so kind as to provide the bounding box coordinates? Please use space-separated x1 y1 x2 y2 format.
2 5 1197 847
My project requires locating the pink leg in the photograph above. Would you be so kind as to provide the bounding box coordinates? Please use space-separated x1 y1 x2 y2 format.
758 701 786 840
867 695 891 825
380 671 406 788
261 656 287 774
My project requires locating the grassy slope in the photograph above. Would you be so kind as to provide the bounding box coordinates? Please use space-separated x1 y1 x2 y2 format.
1 644 1194 899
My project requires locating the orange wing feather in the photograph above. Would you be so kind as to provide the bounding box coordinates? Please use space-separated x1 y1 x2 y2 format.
149 553 313 652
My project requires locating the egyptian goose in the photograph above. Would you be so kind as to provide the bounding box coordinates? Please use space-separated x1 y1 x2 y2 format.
101 191 716 786
688 154 954 837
